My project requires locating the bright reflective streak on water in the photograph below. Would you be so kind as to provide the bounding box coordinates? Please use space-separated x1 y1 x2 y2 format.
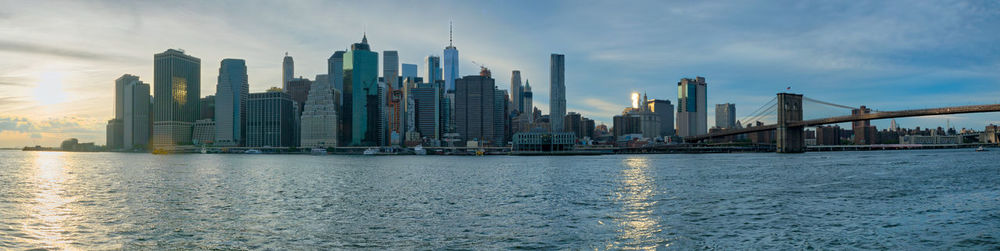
0 149 998 249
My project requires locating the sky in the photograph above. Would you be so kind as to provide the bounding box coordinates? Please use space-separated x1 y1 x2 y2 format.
1 0 999 147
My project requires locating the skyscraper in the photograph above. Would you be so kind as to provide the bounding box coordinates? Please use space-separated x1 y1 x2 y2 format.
383 51 399 88
109 74 140 149
214 59 248 147
341 34 379 146
523 80 533 123
410 82 441 140
111 74 151 150
246 90 297 147
677 76 707 137
426 55 441 84
282 53 293 90
328 51 345 92
549 54 566 132
153 49 200 147
401 63 418 81
510 70 522 114
648 99 675 136
300 72 338 148
443 23 459 92
455 75 500 145
715 103 736 129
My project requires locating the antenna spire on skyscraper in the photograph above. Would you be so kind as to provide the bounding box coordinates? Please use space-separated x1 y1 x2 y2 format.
449 21 453 46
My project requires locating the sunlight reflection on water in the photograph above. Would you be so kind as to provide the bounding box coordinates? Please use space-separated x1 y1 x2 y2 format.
609 156 666 250
24 152 75 250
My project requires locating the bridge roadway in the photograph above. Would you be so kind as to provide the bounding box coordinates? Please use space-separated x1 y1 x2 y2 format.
685 103 1000 142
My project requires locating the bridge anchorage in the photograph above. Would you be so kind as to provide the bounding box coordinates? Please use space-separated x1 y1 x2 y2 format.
684 92 1000 153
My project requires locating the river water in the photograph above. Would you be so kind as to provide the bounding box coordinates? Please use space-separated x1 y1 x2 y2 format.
0 149 998 249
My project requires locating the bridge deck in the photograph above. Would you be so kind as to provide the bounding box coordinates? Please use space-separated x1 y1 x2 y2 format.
685 104 1000 142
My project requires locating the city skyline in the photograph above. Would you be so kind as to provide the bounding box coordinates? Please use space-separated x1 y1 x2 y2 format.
2 1 1000 147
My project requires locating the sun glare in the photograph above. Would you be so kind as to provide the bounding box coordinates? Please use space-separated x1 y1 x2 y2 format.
34 71 68 105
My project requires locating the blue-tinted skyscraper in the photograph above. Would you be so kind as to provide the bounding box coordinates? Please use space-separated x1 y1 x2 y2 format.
444 23 459 92
328 51 345 92
341 34 380 146
152 49 200 147
426 55 442 84
215 58 249 146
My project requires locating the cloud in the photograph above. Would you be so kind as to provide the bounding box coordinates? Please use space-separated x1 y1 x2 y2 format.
0 116 103 134
0 40 142 62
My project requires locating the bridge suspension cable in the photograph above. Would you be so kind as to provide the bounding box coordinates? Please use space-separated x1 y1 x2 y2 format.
802 97 856 110
738 97 777 124
743 103 777 125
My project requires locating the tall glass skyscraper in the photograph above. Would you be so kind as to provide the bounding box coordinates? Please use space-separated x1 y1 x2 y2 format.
510 70 522 114
677 76 707 137
383 51 399 88
152 49 200 147
426 55 441 84
549 54 566 132
443 23 459 92
342 34 379 146
328 51 345 92
214 59 248 146
282 53 293 90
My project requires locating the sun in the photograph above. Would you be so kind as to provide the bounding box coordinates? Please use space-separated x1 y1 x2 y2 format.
34 71 68 105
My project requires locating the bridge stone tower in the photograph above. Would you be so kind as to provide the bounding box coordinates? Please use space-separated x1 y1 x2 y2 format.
776 93 805 153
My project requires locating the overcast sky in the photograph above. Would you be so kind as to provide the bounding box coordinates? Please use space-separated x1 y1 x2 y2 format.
1 0 999 147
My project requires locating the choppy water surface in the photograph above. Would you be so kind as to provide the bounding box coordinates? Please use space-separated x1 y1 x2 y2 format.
1 149 998 249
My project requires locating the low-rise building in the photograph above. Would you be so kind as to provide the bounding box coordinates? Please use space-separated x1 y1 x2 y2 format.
512 132 575 152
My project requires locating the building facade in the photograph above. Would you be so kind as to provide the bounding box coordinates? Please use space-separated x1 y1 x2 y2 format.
648 99 674 137
715 103 736 129
676 76 707 137
246 91 297 147
383 50 399 88
341 35 380 146
282 53 293 90
299 71 339 148
192 119 215 145
153 49 201 147
214 59 248 147
426 55 442 84
123 78 150 149
549 54 566 132
455 75 500 145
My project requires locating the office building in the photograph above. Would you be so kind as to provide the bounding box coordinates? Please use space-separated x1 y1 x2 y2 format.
383 51 399 88
401 63 418 81
715 103 736 129
511 70 522 114
676 76 707 137
153 49 201 147
495 89 509 144
523 80 533 122
123 78 150 149
426 55 441 84
341 34 380 146
550 54 566 132
647 99 674 136
300 72 339 148
455 75 500 145
246 91 297 147
282 53 293 90
286 77 312 115
214 59 249 146
106 119 123 149
410 82 441 140
328 51 345 92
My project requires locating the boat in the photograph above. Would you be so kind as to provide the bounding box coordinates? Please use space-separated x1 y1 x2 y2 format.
200 147 207 154
414 145 427 155
976 146 988 152
363 148 378 155
245 149 262 154
311 148 328 155
476 149 486 156
152 149 168 155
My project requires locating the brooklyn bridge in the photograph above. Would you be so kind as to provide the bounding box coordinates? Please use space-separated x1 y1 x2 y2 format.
684 93 1000 153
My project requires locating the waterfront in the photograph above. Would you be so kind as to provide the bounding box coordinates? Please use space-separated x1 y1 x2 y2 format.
1 149 998 249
